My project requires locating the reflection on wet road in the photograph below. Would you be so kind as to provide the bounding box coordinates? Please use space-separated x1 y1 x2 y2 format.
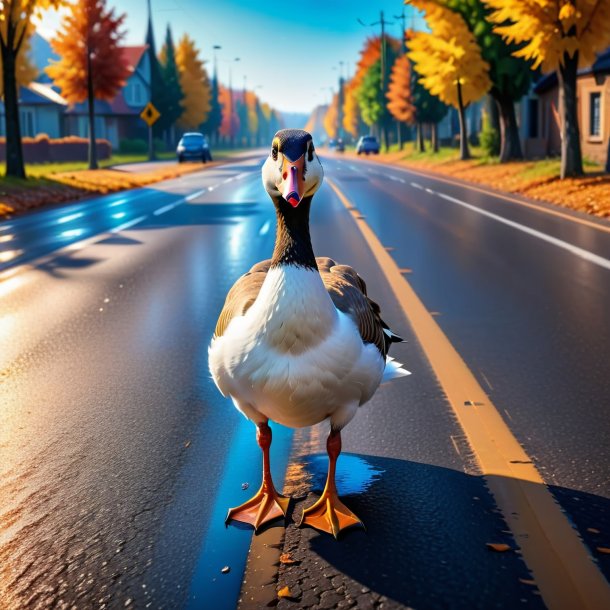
1 151 609 608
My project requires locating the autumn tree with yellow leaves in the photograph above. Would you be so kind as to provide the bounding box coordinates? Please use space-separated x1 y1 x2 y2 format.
484 0 610 178
407 0 491 159
323 93 339 140
1 0 63 178
176 34 211 131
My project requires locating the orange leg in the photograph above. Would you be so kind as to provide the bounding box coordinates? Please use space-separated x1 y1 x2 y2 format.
225 422 289 532
300 430 364 538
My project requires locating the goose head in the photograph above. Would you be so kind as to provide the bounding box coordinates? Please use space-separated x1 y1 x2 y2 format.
262 129 324 208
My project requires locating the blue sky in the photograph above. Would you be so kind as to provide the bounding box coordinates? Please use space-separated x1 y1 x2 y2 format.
37 0 423 115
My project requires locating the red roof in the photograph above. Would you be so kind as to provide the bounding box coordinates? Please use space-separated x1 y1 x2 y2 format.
122 45 148 71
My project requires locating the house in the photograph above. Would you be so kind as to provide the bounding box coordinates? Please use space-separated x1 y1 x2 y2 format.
0 41 152 150
0 81 67 138
63 45 151 148
529 47 610 167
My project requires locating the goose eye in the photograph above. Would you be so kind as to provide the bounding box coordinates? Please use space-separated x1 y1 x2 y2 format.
272 146 278 161
307 143 314 162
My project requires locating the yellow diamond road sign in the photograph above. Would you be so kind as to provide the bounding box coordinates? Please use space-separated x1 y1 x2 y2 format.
140 102 160 127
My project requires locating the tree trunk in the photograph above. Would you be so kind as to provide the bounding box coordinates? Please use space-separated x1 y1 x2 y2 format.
431 122 439 153
382 122 389 152
457 80 470 160
86 51 98 170
396 120 403 151
492 89 523 162
416 122 425 153
1 42 26 178
558 51 583 178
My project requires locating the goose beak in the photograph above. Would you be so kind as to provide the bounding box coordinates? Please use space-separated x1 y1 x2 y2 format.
281 157 305 207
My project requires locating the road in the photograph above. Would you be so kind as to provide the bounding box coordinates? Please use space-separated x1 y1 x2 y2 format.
1 151 609 609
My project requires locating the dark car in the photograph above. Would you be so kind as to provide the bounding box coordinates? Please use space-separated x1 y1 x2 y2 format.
356 135 380 155
328 138 345 152
177 132 212 163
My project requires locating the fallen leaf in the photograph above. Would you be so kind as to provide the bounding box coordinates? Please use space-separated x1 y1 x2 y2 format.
184 440 191 448
519 578 536 586
241 482 249 490
279 553 296 565
277 586 292 598
221 566 230 574
486 543 511 552
597 547 610 554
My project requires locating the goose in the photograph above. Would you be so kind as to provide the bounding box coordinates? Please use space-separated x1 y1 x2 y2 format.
208 129 409 538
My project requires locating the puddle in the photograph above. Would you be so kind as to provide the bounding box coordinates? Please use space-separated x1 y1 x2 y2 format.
306 453 384 495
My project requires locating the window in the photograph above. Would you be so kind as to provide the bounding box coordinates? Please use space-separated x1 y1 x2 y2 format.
590 92 601 137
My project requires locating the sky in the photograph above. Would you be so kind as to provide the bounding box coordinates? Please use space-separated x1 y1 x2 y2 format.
35 0 423 115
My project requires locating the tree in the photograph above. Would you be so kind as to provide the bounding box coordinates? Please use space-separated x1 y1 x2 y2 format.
0 27 36 96
245 90 259 145
484 0 610 178
412 69 448 152
47 0 129 169
176 34 211 131
343 79 363 140
218 84 239 144
352 35 400 150
158 25 184 142
202 66 222 142
407 0 491 159
1 1 62 178
386 54 415 150
436 0 532 162
323 93 339 140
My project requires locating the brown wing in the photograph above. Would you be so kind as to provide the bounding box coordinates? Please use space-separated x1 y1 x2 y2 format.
317 257 393 357
214 260 272 339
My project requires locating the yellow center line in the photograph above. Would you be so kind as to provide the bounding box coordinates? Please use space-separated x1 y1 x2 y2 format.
327 177 610 610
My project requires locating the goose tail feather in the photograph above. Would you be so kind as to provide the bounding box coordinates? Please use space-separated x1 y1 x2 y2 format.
382 356 411 383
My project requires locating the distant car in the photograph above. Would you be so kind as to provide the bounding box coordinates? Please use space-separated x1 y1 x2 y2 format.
328 138 345 152
356 136 380 155
177 132 212 163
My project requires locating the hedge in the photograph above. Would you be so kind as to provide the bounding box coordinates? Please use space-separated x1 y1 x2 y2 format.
0 134 112 163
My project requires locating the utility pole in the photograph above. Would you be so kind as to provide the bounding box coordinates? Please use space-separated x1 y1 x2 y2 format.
358 11 394 150
394 7 408 54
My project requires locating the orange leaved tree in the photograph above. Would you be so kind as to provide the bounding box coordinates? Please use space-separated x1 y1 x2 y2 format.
47 0 130 169
1 1 63 178
484 0 610 178
386 54 415 150
324 93 339 140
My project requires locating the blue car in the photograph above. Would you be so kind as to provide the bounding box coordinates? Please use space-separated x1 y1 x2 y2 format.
177 132 213 163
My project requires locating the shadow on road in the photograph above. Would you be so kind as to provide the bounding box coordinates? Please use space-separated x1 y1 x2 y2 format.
287 452 593 608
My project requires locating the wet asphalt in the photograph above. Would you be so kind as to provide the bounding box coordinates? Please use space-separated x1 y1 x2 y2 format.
0 151 608 609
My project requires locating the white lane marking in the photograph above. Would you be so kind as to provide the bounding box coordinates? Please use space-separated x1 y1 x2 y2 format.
208 186 215 191
349 165 358 171
185 188 207 202
153 203 177 216
258 220 271 236
0 224 13 232
111 215 147 233
425 187 435 194
109 198 128 207
436 192 610 271
235 172 250 180
389 175 404 182
411 182 424 190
